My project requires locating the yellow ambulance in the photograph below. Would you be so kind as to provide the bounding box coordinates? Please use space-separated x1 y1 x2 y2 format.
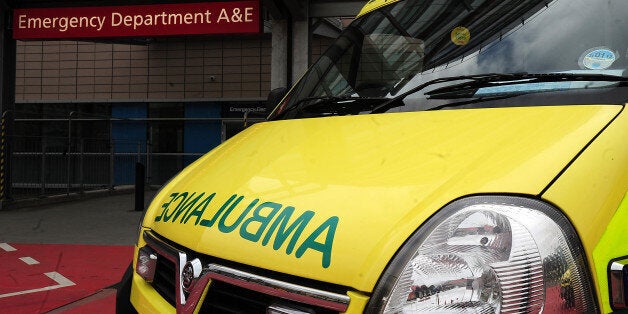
118 0 628 312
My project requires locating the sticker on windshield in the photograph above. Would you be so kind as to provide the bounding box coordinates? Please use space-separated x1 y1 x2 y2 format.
474 81 572 96
579 47 617 70
451 26 470 46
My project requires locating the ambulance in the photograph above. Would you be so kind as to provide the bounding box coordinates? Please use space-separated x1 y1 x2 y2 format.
117 0 628 312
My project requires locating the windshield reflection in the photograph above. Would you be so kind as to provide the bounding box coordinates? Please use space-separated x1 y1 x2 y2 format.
271 0 628 119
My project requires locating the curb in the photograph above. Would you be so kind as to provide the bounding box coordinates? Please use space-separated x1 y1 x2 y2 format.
0 186 139 211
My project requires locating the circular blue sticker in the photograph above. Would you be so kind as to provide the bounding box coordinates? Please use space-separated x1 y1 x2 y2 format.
579 47 617 70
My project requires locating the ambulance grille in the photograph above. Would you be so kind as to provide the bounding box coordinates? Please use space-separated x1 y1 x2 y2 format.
143 231 350 313
151 253 177 306
199 280 337 313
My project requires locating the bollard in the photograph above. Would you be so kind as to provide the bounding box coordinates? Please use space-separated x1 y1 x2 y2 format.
135 162 145 211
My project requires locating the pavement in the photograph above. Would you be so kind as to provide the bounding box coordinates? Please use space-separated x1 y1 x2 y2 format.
0 189 157 313
0 189 155 245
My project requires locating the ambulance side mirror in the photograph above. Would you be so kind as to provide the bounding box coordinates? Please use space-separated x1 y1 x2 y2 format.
266 87 288 111
243 87 288 127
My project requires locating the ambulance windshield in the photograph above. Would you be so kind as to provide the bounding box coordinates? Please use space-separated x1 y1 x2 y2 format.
270 0 628 119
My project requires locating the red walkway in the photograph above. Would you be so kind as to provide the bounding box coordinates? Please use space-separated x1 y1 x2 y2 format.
0 243 132 313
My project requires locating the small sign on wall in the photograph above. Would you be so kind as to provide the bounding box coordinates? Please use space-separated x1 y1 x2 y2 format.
13 1 260 40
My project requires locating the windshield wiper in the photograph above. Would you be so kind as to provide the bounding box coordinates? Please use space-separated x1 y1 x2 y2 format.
425 73 628 99
370 73 528 113
370 72 628 113
278 95 386 118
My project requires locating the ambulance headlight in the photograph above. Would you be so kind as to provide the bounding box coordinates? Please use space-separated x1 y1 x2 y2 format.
367 196 597 313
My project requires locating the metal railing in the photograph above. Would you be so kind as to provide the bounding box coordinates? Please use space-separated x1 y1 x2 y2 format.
10 136 146 199
1 111 266 202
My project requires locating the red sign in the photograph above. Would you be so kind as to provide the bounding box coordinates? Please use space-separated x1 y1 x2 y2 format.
13 1 260 40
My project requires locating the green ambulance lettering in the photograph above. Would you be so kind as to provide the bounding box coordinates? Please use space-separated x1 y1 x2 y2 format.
217 198 259 233
183 193 216 225
154 192 180 222
171 192 206 223
295 216 338 268
199 194 242 227
163 192 189 222
239 202 282 242
262 207 314 254
155 191 340 268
